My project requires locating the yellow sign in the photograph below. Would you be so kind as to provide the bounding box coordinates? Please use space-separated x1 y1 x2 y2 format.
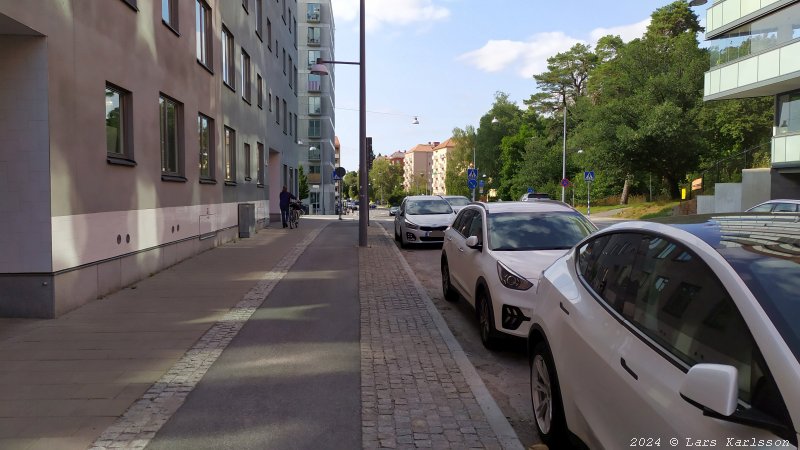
681 188 687 200
691 178 703 191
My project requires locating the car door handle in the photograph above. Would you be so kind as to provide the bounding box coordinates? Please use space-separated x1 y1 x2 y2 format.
458 247 464 252
620 358 639 380
447 236 453 241
559 302 570 315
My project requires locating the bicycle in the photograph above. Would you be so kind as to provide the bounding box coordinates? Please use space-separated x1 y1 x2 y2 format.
289 201 303 229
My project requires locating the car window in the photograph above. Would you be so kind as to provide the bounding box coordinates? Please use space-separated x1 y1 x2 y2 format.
773 203 798 212
748 204 774 212
467 211 483 242
580 232 792 424
452 209 474 237
445 197 471 207
406 199 453 215
489 211 595 251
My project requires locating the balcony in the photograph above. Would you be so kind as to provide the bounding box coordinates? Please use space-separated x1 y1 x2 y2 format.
704 40 800 100
705 0 788 38
307 4 321 22
308 147 321 161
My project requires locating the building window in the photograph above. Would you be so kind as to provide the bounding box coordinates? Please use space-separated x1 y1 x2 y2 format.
307 3 320 22
309 164 321 174
196 0 212 69
283 99 288 134
777 90 800 135
269 90 272 111
288 9 292 33
276 96 280 124
283 48 286 74
198 113 214 181
162 0 178 32
308 144 321 160
308 73 321 92
244 143 251 180
308 27 320 45
105 83 134 163
294 66 298 95
308 119 321 138
267 19 272 51
257 142 265 186
255 0 263 38
257 74 263 108
309 96 321 115
159 95 183 177
241 49 251 103
222 26 235 89
224 126 236 183
308 50 320 69
288 56 293 88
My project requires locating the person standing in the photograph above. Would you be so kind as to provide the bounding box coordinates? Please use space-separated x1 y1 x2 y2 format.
279 186 296 228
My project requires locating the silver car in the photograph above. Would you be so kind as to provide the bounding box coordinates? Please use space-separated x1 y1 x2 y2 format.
441 195 471 214
394 195 455 248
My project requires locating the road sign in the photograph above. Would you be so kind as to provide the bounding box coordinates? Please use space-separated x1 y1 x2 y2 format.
468 179 477 190
332 170 342 181
479 180 485 188
584 171 595 182
527 187 533 193
335 167 346 178
467 168 478 181
561 178 570 188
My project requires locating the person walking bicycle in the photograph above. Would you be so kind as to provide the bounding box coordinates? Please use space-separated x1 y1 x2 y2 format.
288 200 303 229
279 186 296 229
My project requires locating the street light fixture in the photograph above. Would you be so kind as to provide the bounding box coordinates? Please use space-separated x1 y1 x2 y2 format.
310 0 367 246
688 0 707 6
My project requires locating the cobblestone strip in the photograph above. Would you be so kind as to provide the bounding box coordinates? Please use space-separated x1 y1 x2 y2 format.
361 226 521 450
89 225 327 450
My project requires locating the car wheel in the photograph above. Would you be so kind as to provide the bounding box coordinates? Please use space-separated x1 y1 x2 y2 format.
477 289 500 350
394 224 400 242
530 341 567 447
399 227 407 249
441 257 459 302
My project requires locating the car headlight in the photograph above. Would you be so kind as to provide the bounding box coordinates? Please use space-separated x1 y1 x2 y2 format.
404 220 419 230
497 261 533 291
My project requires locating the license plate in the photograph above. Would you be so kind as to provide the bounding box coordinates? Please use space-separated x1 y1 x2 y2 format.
426 231 444 238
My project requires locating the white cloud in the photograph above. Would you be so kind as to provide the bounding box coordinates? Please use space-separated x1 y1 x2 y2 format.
457 32 583 78
458 18 650 79
589 18 651 42
334 0 450 32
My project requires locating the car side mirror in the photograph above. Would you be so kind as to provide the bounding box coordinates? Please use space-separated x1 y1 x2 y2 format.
465 235 482 249
679 363 738 416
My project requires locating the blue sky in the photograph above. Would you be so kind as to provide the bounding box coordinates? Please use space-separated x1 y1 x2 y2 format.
330 0 709 171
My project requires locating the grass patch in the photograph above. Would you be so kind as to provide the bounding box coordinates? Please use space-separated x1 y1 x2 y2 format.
613 201 680 219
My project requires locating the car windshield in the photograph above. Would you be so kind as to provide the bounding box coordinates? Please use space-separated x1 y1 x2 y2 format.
488 212 596 251
445 197 471 207
720 246 800 363
406 199 453 215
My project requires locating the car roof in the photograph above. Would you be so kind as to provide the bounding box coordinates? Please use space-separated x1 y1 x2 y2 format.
404 195 446 201
442 195 469 199
604 213 800 255
465 200 576 214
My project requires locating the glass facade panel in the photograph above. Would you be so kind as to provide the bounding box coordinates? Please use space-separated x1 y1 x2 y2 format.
777 90 800 135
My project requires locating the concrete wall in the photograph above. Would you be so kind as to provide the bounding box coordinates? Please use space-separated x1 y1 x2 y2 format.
771 169 800 198
0 35 51 273
741 168 772 210
714 183 743 212
697 195 715 214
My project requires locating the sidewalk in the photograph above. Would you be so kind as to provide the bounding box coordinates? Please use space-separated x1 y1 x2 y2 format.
0 216 523 450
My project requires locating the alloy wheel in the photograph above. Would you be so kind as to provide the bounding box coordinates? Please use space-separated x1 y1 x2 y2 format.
531 354 553 434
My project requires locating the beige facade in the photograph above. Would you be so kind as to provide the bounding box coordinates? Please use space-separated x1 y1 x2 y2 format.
432 139 455 195
402 143 434 193
0 0 299 318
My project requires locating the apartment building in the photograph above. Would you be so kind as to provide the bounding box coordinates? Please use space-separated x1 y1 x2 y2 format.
703 0 800 201
402 143 435 193
432 139 455 195
298 0 336 214
388 150 406 166
0 0 298 318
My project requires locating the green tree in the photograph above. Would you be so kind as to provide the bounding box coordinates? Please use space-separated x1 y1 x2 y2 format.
343 170 358 199
369 158 403 204
445 126 476 197
476 92 523 184
298 166 310 200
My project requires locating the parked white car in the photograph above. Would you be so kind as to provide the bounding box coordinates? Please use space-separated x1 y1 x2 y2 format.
440 201 596 348
441 195 471 214
746 199 800 213
528 213 800 449
394 195 455 248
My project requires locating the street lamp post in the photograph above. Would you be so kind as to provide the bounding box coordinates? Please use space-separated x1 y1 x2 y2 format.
561 100 567 203
310 0 367 246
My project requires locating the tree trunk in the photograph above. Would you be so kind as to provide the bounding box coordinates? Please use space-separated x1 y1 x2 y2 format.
619 174 631 205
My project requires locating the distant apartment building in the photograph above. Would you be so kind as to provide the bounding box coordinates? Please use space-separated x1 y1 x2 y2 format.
0 0 298 318
402 143 435 193
703 0 800 201
388 150 406 166
432 139 456 195
298 0 336 214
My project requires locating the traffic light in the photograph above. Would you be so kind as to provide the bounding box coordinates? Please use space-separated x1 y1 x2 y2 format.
366 137 374 170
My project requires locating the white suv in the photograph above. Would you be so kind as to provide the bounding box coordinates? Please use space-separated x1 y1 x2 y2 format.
440 201 596 349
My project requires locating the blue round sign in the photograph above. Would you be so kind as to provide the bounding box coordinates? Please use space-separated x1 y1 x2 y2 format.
468 179 478 189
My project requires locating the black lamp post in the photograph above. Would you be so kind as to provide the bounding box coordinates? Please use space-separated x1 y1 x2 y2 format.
311 0 367 246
